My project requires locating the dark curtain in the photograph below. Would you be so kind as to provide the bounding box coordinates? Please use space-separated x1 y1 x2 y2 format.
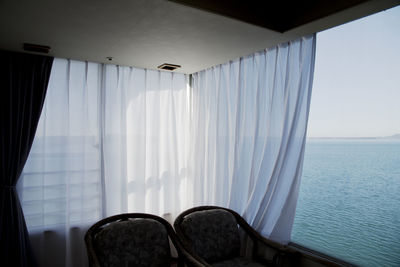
0 51 53 267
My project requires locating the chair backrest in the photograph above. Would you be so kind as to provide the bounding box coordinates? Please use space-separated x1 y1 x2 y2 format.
176 208 241 263
85 214 176 267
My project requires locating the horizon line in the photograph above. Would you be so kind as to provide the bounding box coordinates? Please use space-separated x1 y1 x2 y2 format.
307 133 400 140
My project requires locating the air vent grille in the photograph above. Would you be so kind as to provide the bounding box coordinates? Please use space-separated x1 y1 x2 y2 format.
157 63 181 71
23 43 51 54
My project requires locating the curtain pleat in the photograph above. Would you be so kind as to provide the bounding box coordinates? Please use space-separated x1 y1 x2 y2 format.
18 34 316 266
191 35 316 244
20 60 191 267
0 50 53 267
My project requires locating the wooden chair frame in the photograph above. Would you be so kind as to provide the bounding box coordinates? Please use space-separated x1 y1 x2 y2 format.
85 213 195 267
174 206 298 267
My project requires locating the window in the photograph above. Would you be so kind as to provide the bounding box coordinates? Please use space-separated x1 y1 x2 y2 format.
19 61 102 231
21 136 101 229
292 6 400 267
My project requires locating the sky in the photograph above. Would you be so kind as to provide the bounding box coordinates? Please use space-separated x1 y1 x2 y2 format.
306 5 400 138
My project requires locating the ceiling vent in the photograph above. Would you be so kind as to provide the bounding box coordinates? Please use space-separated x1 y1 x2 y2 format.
157 63 181 71
23 43 51 54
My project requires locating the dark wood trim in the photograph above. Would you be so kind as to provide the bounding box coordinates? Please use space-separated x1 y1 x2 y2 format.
288 242 359 267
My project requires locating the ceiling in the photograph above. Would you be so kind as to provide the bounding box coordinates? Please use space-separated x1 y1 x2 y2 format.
0 0 398 74
171 0 371 33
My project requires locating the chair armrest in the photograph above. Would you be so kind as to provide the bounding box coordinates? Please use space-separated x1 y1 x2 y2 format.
179 247 210 267
247 228 287 251
232 212 286 251
171 231 209 267
229 211 303 267
85 231 101 267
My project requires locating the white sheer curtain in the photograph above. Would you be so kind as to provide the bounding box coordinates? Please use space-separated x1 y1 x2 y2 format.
191 35 316 244
19 34 316 266
19 59 191 267
102 64 192 218
19 60 102 267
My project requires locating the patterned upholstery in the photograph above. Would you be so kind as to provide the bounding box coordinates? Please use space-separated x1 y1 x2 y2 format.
180 209 241 263
93 218 171 267
212 257 266 267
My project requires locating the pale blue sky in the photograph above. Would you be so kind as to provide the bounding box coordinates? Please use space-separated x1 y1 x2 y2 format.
307 5 400 138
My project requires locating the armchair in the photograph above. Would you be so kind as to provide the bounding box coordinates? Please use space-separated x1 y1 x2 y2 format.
173 206 299 267
85 213 188 267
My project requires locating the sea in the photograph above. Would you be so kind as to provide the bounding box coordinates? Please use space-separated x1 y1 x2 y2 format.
292 139 400 267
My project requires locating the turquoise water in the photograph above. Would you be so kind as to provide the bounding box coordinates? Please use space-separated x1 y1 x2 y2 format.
292 139 400 267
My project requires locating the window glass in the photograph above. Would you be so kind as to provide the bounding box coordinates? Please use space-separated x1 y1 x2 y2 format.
292 6 400 267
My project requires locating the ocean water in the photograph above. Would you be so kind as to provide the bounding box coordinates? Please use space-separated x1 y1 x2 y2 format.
292 139 400 267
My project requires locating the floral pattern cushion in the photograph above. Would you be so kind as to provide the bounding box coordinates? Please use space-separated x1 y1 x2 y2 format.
180 209 241 263
212 257 266 267
94 218 171 267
